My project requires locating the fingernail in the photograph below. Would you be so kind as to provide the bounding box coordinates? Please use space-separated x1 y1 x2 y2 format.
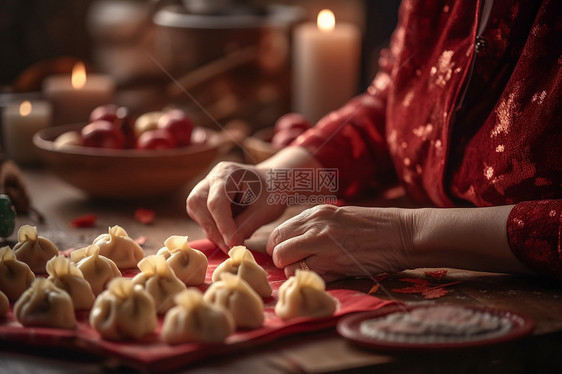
224 233 237 248
219 242 230 253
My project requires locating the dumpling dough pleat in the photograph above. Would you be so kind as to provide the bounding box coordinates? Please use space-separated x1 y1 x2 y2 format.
162 288 235 344
132 255 186 314
90 278 157 340
157 236 208 286
275 269 336 320
212 246 271 298
71 245 121 296
46 255 95 310
204 272 264 329
0 290 9 317
92 225 143 269
0 246 35 301
13 225 58 274
14 278 77 329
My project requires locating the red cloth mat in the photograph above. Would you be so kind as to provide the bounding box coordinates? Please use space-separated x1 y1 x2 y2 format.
0 239 395 372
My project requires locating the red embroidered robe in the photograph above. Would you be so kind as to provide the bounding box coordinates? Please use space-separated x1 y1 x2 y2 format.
294 0 561 278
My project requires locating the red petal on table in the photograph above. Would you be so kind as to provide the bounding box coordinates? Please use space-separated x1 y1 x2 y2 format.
374 273 390 282
135 236 147 245
71 214 97 228
392 284 429 294
399 278 429 285
134 208 155 224
368 284 380 295
61 248 75 257
422 287 449 299
424 269 448 281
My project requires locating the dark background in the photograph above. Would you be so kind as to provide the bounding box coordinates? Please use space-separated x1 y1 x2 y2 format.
0 0 400 91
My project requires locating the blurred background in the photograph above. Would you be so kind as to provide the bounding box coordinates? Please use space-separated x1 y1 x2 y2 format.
0 0 399 129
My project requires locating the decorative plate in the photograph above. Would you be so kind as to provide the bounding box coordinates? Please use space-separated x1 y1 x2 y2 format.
337 304 535 351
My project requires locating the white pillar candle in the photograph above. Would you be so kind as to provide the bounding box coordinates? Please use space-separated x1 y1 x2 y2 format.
292 9 361 124
43 62 115 125
2 100 52 164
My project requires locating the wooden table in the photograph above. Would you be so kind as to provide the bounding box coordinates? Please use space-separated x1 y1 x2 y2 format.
1 167 562 373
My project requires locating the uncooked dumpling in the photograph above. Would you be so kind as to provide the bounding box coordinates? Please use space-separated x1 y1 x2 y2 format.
274 269 336 320
162 288 235 344
157 236 208 286
46 255 95 310
90 278 157 340
71 244 121 295
0 290 8 317
0 246 35 301
92 225 143 269
12 225 58 274
212 246 272 298
204 272 264 329
132 255 186 314
14 278 77 329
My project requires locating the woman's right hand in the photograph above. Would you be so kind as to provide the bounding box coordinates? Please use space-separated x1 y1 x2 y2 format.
186 161 286 253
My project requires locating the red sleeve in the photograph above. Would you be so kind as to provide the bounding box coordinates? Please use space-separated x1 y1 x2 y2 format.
507 200 562 279
293 46 397 198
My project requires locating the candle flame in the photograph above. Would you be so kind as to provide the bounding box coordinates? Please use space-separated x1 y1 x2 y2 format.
317 9 335 31
71 62 87 89
19 101 32 117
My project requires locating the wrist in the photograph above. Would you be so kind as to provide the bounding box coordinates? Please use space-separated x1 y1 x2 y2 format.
409 208 444 268
409 206 532 274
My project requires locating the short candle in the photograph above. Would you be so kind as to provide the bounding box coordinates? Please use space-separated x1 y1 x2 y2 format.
2 100 52 164
292 9 361 123
43 62 115 125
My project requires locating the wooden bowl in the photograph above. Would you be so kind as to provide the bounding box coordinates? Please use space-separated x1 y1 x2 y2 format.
33 124 221 198
242 127 278 164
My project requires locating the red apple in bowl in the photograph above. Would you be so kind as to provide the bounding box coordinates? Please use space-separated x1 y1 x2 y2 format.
271 127 307 148
81 120 126 149
157 110 193 147
274 113 311 134
136 129 178 150
89 104 120 123
114 106 136 148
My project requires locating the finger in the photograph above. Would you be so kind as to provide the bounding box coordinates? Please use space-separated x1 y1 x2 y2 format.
284 262 300 278
283 257 341 282
233 210 265 245
233 201 284 245
207 179 239 248
265 213 309 255
186 181 229 252
271 233 317 268
186 179 212 220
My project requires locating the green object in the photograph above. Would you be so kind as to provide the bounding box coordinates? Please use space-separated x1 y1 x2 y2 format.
0 194 16 238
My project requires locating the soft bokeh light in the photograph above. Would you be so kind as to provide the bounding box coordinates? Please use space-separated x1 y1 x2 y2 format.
317 9 335 31
71 62 86 89
19 100 32 116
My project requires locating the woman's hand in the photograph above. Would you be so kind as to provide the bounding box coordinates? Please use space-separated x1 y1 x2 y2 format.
266 205 416 281
266 204 533 281
186 161 286 252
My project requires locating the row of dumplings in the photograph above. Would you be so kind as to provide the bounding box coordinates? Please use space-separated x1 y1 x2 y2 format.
0 224 337 344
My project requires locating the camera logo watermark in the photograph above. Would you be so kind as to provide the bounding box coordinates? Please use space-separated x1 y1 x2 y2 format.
224 169 262 206
225 168 339 207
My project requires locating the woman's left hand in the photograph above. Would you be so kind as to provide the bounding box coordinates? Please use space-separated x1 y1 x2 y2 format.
266 204 415 282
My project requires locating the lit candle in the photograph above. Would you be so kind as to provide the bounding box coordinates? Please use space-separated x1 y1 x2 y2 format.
2 100 52 164
43 62 115 125
292 10 361 123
